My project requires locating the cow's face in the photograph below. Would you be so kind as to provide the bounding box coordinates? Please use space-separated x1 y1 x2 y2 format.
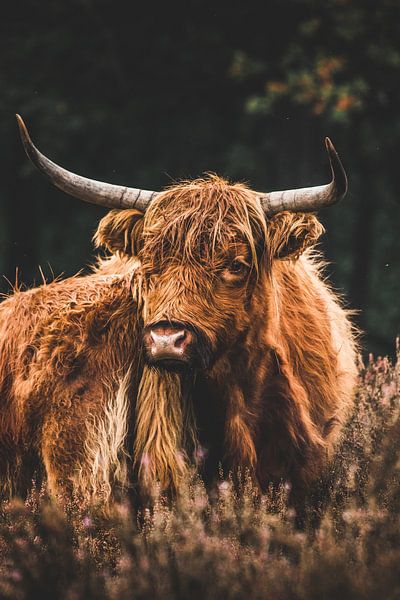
95 176 323 372
140 237 259 371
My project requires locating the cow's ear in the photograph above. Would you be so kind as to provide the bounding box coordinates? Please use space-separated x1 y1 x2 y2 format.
94 209 144 256
267 213 324 260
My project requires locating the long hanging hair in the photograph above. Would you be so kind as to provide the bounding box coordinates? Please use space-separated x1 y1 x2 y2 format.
133 366 199 495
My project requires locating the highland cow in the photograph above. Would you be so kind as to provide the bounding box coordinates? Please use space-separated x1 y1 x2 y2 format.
0 116 358 505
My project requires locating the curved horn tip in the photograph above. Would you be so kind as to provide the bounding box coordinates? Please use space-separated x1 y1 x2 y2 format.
15 114 32 146
325 137 337 154
16 113 26 132
325 136 348 198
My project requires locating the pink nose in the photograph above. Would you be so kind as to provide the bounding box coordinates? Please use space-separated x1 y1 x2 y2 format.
144 324 193 361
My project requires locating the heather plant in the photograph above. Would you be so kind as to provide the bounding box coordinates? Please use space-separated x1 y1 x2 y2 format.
0 347 399 600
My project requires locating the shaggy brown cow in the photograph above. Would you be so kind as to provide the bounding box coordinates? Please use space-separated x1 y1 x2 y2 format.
0 116 358 505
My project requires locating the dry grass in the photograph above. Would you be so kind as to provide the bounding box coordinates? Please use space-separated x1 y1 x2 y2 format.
0 345 399 599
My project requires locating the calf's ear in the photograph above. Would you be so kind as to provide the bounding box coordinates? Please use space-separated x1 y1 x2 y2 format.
266 213 325 260
93 209 144 256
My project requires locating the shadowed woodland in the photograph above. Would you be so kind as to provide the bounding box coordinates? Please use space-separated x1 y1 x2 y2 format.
1 0 399 356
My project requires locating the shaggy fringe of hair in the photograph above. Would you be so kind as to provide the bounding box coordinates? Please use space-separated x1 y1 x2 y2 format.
133 366 198 496
141 175 267 275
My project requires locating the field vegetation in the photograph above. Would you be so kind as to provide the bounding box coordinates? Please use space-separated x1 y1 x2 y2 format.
0 346 399 599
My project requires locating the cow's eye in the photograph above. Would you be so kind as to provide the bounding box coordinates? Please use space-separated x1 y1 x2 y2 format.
230 259 248 274
221 258 250 283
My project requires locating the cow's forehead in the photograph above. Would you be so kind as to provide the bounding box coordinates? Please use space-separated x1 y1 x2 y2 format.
139 176 266 270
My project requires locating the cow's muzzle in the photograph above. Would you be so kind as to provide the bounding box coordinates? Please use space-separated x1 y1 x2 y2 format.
143 320 210 371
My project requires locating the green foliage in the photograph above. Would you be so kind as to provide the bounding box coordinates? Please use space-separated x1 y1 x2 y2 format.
0 351 400 599
233 3 399 123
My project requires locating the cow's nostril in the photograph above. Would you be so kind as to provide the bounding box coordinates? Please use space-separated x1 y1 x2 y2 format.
173 330 187 348
149 329 188 355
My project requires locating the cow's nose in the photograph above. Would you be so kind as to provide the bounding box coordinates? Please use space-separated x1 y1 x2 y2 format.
149 328 188 355
144 322 194 365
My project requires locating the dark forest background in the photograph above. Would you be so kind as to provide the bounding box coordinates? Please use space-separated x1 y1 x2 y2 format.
1 0 399 356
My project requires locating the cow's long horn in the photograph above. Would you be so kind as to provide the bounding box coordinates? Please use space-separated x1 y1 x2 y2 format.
16 115 158 211
259 138 347 215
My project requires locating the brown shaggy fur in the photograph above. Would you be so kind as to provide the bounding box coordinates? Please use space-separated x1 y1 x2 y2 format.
0 175 358 505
